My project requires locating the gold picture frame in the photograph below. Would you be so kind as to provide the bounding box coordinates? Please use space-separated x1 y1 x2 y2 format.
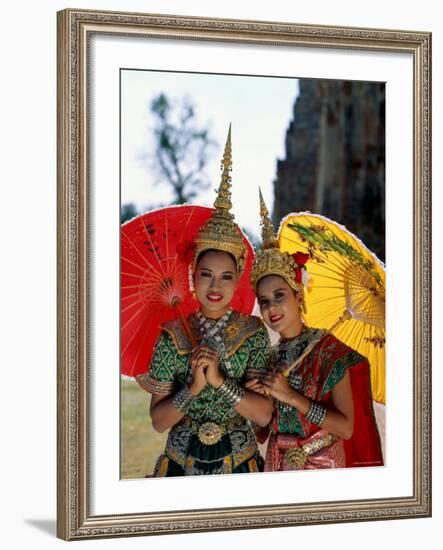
57 8 431 540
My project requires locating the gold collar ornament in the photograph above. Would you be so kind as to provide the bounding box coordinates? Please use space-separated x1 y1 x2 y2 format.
251 189 308 312
192 125 247 276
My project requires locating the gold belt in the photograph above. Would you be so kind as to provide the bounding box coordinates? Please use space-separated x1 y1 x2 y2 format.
283 433 339 468
181 416 244 446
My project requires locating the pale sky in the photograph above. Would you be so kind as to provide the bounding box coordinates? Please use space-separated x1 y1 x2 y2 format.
121 69 299 240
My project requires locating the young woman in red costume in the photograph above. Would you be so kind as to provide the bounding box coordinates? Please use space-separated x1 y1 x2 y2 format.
246 194 383 471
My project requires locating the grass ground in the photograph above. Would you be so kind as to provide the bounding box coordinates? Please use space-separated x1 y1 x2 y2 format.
120 378 167 479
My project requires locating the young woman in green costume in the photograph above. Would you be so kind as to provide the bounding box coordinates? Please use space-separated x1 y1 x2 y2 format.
137 131 273 476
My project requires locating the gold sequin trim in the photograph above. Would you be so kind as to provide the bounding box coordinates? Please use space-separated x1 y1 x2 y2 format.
233 443 257 469
223 456 233 474
156 455 169 477
136 373 174 395
248 458 259 472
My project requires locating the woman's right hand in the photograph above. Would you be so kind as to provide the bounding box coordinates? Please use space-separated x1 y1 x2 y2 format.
244 378 269 396
189 353 207 395
262 372 296 404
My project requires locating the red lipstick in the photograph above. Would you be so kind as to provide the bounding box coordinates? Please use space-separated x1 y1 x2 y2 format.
270 314 283 323
207 293 223 302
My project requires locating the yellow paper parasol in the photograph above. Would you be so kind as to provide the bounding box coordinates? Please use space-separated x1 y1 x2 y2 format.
278 212 385 404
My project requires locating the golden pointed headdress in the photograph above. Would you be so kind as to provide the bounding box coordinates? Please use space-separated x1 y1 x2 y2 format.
192 125 247 275
251 190 309 310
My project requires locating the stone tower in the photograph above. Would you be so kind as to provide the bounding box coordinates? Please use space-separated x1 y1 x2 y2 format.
273 79 385 261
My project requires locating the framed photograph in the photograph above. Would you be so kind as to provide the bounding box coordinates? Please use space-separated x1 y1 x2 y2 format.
57 8 431 540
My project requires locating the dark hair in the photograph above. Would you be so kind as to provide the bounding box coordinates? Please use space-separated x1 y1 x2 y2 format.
196 249 237 268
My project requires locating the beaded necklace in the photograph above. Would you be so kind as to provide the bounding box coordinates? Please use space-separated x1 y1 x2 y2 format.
195 308 232 345
195 307 233 373
276 327 322 391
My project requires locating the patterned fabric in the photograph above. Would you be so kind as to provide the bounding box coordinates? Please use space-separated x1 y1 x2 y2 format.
143 312 271 476
266 329 383 471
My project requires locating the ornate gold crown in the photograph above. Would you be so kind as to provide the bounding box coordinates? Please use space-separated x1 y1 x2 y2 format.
192 125 247 275
251 190 307 310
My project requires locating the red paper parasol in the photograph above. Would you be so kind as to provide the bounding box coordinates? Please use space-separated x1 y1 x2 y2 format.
121 204 255 377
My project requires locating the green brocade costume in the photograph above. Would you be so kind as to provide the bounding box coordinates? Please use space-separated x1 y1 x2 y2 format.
138 311 271 476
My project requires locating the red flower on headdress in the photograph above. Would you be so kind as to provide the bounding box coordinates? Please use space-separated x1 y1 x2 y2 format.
292 251 310 267
291 251 310 284
176 239 196 264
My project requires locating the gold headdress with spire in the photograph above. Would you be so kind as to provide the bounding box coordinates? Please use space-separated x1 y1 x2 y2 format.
251 190 308 311
192 125 247 275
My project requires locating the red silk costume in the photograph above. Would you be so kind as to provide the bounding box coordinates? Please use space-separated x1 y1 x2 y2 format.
265 331 383 471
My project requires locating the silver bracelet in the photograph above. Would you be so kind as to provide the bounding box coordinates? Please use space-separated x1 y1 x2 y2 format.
217 378 245 407
305 400 327 425
172 386 195 414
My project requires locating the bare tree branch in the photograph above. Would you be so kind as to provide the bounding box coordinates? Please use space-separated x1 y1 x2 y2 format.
144 93 217 204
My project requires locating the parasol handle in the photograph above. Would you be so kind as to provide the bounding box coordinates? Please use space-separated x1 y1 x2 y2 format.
172 298 197 348
282 309 353 377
